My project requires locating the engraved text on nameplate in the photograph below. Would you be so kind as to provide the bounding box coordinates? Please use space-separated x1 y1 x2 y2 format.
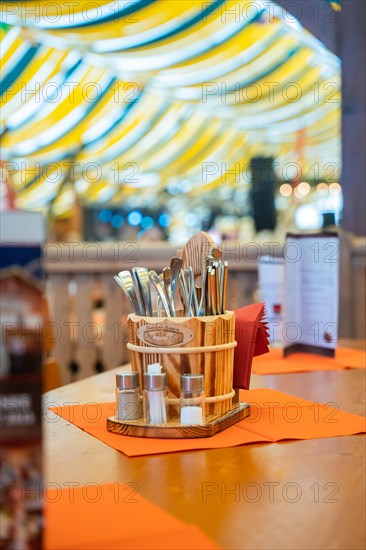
137 323 194 347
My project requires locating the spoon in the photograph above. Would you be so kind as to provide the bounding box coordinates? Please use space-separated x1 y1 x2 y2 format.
114 273 140 314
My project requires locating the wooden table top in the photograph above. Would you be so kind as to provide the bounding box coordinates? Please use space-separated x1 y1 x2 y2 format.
44 342 366 550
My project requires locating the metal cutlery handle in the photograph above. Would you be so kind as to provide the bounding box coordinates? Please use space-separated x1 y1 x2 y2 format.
114 243 227 318
134 267 153 316
114 273 140 315
131 268 146 315
198 255 213 315
170 257 183 298
221 261 228 313
157 273 164 317
185 269 194 316
163 267 176 317
179 270 191 315
148 270 171 317
187 267 199 316
211 269 218 315
214 265 221 315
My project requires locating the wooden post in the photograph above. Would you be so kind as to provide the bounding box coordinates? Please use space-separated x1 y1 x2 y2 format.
276 0 365 236
339 0 366 236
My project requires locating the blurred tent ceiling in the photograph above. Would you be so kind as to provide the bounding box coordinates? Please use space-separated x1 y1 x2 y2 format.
0 0 341 215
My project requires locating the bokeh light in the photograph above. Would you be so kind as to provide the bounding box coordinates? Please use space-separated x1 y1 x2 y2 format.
317 183 329 196
127 211 142 226
279 184 293 197
99 209 112 223
297 182 311 196
329 183 342 195
111 214 123 228
185 213 198 227
141 216 154 230
159 213 171 228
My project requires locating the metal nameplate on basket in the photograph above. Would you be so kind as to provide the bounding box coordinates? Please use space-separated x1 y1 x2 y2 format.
137 322 194 347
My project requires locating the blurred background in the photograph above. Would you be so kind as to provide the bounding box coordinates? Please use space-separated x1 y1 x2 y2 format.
0 0 365 384
0 0 355 240
0 5 365 549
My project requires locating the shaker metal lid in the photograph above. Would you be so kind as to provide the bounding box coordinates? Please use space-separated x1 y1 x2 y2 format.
143 372 167 390
116 371 139 390
180 374 204 393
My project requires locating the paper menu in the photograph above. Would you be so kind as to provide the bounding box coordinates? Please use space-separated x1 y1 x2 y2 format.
283 233 339 356
258 256 284 344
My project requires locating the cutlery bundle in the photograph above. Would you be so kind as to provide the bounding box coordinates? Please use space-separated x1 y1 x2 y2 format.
113 233 228 317
108 233 252 440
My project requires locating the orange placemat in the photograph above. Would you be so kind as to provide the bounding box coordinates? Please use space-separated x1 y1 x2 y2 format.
49 388 366 457
252 346 366 375
45 482 220 549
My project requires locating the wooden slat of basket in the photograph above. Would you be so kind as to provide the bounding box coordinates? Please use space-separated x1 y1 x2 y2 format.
127 313 235 417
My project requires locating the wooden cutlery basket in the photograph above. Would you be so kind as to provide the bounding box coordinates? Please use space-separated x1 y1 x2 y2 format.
107 311 251 438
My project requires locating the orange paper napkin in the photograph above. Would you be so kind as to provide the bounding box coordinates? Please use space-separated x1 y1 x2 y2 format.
45 483 220 549
233 303 269 389
252 346 366 375
49 388 365 458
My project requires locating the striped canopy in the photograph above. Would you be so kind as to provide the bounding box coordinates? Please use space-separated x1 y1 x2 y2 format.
0 1 341 215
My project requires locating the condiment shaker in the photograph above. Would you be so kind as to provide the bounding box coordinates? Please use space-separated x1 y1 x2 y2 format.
143 372 168 424
116 372 141 421
180 374 206 425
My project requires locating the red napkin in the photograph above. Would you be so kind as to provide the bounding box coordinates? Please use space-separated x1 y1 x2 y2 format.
233 303 269 389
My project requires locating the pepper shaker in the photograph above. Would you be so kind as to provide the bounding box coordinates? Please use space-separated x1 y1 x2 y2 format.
115 372 141 421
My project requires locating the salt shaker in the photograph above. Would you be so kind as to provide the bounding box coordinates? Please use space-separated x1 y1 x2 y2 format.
115 372 141 421
143 372 168 424
180 374 206 425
